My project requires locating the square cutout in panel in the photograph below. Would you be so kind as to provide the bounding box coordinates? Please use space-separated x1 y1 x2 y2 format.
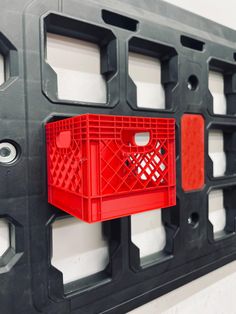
208 129 226 177
43 13 118 107
46 33 107 103
0 216 22 274
128 37 177 110
208 186 236 240
208 189 226 238
131 210 166 265
208 124 236 178
51 217 109 285
0 33 18 86
129 52 165 109
208 59 236 115
209 71 227 115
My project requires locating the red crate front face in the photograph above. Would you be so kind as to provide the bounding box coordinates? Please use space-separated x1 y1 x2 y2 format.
46 114 176 223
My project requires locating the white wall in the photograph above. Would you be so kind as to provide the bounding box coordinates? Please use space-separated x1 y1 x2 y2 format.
165 0 236 30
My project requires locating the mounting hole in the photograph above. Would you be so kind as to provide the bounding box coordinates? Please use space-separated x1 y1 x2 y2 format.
187 75 199 91
0 142 18 164
188 212 199 228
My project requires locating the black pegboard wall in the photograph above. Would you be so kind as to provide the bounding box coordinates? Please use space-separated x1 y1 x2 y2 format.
1 0 236 313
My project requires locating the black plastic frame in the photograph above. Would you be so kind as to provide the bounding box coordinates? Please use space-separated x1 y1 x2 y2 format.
1 0 236 313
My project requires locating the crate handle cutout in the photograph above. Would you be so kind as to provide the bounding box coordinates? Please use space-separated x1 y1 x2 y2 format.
120 128 156 151
56 131 71 149
134 132 150 146
121 129 152 146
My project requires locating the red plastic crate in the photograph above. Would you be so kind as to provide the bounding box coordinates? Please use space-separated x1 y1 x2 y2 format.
46 114 176 223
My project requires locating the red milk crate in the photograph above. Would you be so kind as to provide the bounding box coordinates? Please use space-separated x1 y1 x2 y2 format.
46 114 176 223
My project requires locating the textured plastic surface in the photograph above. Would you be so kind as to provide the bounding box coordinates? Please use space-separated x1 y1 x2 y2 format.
2 0 236 313
46 114 176 222
181 114 205 191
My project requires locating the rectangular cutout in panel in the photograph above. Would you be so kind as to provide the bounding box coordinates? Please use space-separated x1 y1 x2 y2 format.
0 54 4 86
208 71 227 115
180 35 205 51
181 114 205 191
0 219 10 256
209 59 236 116
208 129 226 177
102 10 138 31
131 210 166 262
46 33 107 103
51 218 109 285
208 189 226 237
129 52 165 109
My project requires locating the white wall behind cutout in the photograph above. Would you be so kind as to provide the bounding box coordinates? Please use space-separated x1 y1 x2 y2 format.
208 189 226 234
0 219 9 256
52 217 109 284
0 54 4 86
131 210 165 258
129 52 165 109
46 33 106 103
208 71 226 115
208 129 226 177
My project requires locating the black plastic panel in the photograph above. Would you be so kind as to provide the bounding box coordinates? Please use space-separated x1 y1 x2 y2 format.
1 0 236 313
